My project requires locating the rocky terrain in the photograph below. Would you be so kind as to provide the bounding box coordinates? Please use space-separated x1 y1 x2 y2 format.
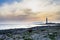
0 26 60 40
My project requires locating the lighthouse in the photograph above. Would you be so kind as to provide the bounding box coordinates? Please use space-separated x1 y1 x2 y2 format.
46 17 48 24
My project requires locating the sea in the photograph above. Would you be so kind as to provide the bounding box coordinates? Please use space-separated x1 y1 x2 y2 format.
0 24 42 30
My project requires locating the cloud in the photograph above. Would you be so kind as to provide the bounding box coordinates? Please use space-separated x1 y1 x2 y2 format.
55 11 60 20
0 0 60 22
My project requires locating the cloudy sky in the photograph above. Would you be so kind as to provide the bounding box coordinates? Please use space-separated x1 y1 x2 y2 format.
0 0 60 23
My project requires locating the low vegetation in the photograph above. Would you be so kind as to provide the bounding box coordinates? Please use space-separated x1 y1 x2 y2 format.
0 26 60 40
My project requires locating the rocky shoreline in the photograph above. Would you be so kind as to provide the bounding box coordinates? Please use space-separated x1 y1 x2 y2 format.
0 26 60 40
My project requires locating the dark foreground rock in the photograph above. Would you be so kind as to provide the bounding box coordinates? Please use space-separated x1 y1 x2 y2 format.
0 26 60 40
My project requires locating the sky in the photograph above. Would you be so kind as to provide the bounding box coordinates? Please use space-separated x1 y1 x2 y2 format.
0 0 60 24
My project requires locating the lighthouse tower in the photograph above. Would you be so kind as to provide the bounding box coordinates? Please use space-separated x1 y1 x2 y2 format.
46 17 48 24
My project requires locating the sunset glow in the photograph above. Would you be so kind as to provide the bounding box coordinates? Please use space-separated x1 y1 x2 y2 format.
0 0 60 23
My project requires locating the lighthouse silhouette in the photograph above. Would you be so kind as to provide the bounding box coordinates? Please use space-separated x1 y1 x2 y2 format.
46 17 48 24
